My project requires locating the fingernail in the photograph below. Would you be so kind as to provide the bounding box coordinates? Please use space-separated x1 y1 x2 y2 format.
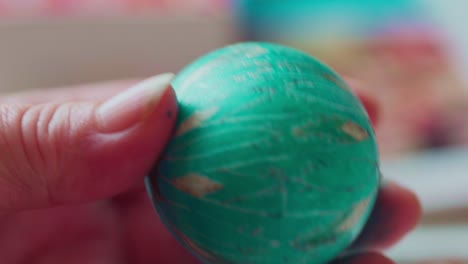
97 73 175 132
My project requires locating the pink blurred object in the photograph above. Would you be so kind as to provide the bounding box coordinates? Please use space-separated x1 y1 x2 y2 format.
0 0 227 16
342 25 468 156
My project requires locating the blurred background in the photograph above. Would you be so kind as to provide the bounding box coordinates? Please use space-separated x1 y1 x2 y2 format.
0 0 467 263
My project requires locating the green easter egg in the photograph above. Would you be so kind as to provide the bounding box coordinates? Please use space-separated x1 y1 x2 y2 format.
146 42 380 264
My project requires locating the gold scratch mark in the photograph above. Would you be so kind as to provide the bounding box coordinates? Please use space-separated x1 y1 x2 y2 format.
172 173 223 198
171 224 216 261
292 121 315 138
183 235 215 261
342 121 369 141
270 240 281 248
175 107 219 136
292 127 306 138
337 197 372 232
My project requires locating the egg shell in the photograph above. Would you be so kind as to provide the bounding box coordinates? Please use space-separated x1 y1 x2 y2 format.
146 42 380 264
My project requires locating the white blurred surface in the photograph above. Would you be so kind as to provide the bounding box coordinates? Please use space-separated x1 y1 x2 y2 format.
422 0 468 89
387 225 468 261
382 147 468 213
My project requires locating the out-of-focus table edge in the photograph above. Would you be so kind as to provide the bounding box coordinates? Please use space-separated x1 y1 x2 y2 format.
423 207 468 225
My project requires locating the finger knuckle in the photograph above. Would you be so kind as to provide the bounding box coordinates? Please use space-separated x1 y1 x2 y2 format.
0 103 61 208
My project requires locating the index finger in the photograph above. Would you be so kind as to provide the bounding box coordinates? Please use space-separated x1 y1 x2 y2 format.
349 181 422 251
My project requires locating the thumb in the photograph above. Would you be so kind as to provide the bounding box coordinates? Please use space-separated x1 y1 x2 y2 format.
0 73 177 212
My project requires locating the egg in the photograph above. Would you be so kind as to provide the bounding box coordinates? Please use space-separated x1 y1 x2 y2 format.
146 42 380 264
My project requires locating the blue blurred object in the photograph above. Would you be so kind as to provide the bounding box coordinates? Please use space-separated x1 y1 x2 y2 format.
233 0 432 41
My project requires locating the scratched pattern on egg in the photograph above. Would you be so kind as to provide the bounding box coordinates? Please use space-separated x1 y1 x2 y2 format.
150 42 380 264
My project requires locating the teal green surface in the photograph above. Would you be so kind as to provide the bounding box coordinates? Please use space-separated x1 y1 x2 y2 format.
146 42 380 264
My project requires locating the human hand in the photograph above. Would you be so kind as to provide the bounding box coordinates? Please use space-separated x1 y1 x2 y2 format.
0 74 421 263
0 73 199 263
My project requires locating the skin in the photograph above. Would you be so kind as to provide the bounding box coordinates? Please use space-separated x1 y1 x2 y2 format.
0 76 421 264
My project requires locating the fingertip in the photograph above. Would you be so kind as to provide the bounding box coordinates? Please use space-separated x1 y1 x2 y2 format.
382 180 423 239
350 180 422 251
53 81 179 205
96 73 176 133
85 84 179 196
